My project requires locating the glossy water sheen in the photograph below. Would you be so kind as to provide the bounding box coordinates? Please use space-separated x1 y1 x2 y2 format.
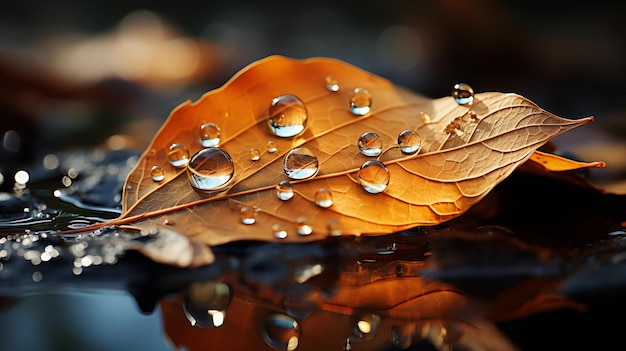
276 181 294 201
314 189 333 208
262 314 300 351
358 160 390 194
358 132 382 157
187 148 234 190
350 88 371 115
268 94 308 138
452 83 474 105
283 147 319 180
325 76 339 92
168 143 190 168
397 130 421 155
249 148 261 161
150 166 165 182
199 122 221 147
240 206 256 225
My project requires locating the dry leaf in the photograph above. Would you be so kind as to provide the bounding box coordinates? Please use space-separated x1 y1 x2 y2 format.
528 150 605 172
99 56 592 260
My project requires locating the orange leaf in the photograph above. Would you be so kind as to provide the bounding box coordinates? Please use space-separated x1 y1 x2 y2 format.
96 56 592 265
528 150 605 172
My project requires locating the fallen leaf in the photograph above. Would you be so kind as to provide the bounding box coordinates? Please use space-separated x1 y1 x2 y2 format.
97 56 592 261
528 150 605 172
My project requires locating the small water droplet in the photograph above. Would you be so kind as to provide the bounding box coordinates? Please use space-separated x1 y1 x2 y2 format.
199 122 222 147
183 281 231 328
187 147 234 190
297 217 313 236
350 88 372 115
325 76 339 92
358 132 382 157
327 220 342 236
14 170 29 185
358 160 390 194
249 148 261 161
418 111 431 124
151 166 165 182
268 94 308 138
397 130 421 155
283 147 319 180
314 189 333 208
272 223 288 239
354 314 381 337
276 181 294 201
267 140 278 153
452 83 474 105
240 206 256 225
262 314 300 351
168 143 190 168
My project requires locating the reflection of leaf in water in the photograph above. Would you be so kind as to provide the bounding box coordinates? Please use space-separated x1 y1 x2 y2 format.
86 56 594 266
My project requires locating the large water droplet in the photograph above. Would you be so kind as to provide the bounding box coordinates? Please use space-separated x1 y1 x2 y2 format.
240 206 256 225
272 223 288 239
262 314 301 351
249 148 261 161
187 147 234 190
276 181 294 201
268 94 308 138
325 76 340 92
297 217 313 236
452 83 474 105
358 132 382 157
358 160 390 194
397 130 421 155
283 147 319 180
151 166 165 182
199 122 221 147
168 143 190 168
267 141 278 153
315 189 333 208
350 88 372 115
182 281 231 328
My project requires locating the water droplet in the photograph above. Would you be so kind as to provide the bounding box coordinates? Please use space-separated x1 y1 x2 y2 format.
240 206 256 225
168 143 190 168
151 166 165 182
267 141 278 153
327 220 342 236
283 147 319 179
397 130 421 155
187 147 234 190
354 314 381 337
32 271 43 282
418 111 431 124
183 281 231 328
268 94 308 138
314 189 333 208
276 181 294 201
325 76 339 92
358 132 382 157
350 88 372 115
14 170 29 185
358 160 390 194
199 122 221 147
297 217 313 236
262 314 301 351
452 83 474 105
272 223 288 239
249 148 261 161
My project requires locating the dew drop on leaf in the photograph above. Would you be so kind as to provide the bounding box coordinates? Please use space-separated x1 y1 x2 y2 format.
358 160 390 194
296 217 313 236
350 88 372 115
276 181 294 201
355 314 381 336
452 83 474 105
187 147 234 190
272 223 288 239
267 140 278 153
418 111 431 124
249 148 261 161
358 131 382 157
327 220 342 236
240 206 256 225
150 166 165 182
168 143 190 168
314 188 333 208
268 94 308 138
199 122 222 147
397 129 421 155
262 314 300 351
325 75 339 92
283 147 319 180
